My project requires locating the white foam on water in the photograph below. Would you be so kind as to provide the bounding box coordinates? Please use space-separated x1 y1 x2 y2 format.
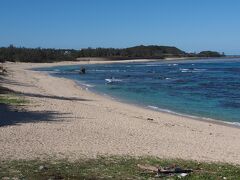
167 63 178 66
180 68 189 71
105 78 123 84
81 83 95 87
180 68 206 73
145 64 160 67
147 105 159 109
76 81 95 88
147 105 240 127
93 70 108 72
137 64 163 67
147 105 175 114
226 121 240 127
193 68 207 72
53 69 60 72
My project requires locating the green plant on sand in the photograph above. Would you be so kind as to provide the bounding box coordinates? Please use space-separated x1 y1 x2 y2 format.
0 156 240 179
0 94 28 105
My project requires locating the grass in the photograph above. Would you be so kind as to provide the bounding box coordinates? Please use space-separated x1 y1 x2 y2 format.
0 156 240 179
0 94 28 105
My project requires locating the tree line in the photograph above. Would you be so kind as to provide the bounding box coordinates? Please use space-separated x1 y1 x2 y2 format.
0 45 77 63
77 45 187 58
0 45 224 63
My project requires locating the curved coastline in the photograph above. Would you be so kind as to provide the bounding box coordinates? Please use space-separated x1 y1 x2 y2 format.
1 60 240 165
72 79 240 129
36 58 240 129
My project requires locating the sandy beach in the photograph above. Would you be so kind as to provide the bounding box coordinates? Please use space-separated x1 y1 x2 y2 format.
1 60 240 164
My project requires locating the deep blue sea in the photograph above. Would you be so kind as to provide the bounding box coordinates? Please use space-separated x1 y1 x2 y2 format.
37 58 240 125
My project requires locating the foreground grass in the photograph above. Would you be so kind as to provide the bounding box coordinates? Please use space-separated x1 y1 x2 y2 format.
0 157 240 179
0 94 28 105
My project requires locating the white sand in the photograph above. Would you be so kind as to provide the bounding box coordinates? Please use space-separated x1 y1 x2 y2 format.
0 61 240 164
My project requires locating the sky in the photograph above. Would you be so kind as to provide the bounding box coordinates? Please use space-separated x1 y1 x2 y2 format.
0 0 240 54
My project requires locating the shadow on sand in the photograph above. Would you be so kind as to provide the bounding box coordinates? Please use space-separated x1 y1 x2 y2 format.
0 70 94 127
18 92 91 102
1 74 91 102
0 103 72 127
0 75 34 88
0 75 79 127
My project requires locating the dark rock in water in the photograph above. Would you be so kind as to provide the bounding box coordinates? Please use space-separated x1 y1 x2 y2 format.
79 67 86 74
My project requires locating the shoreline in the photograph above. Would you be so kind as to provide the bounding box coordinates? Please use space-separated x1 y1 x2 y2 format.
75 79 240 129
1 60 240 164
37 59 240 129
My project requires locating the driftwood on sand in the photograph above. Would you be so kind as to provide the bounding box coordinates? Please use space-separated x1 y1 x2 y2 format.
137 164 193 177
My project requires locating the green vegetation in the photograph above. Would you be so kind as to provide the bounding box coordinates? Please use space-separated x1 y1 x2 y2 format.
0 45 77 63
0 79 27 105
0 45 224 63
0 94 27 105
198 51 223 57
77 45 186 59
0 156 239 179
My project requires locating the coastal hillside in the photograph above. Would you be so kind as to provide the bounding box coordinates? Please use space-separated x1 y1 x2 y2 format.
0 45 223 63
77 45 186 59
66 45 224 60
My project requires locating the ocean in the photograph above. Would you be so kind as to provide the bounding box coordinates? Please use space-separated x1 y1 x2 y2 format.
36 58 240 126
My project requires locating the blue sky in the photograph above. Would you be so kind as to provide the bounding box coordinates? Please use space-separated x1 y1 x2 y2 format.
0 0 240 54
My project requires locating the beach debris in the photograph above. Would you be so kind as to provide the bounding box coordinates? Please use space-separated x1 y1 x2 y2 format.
178 173 188 177
2 177 19 180
137 164 193 178
11 178 19 180
79 67 86 74
1 177 10 180
39 165 48 171
147 118 154 121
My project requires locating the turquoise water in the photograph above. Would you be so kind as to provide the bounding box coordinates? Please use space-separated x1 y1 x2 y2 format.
36 58 240 125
